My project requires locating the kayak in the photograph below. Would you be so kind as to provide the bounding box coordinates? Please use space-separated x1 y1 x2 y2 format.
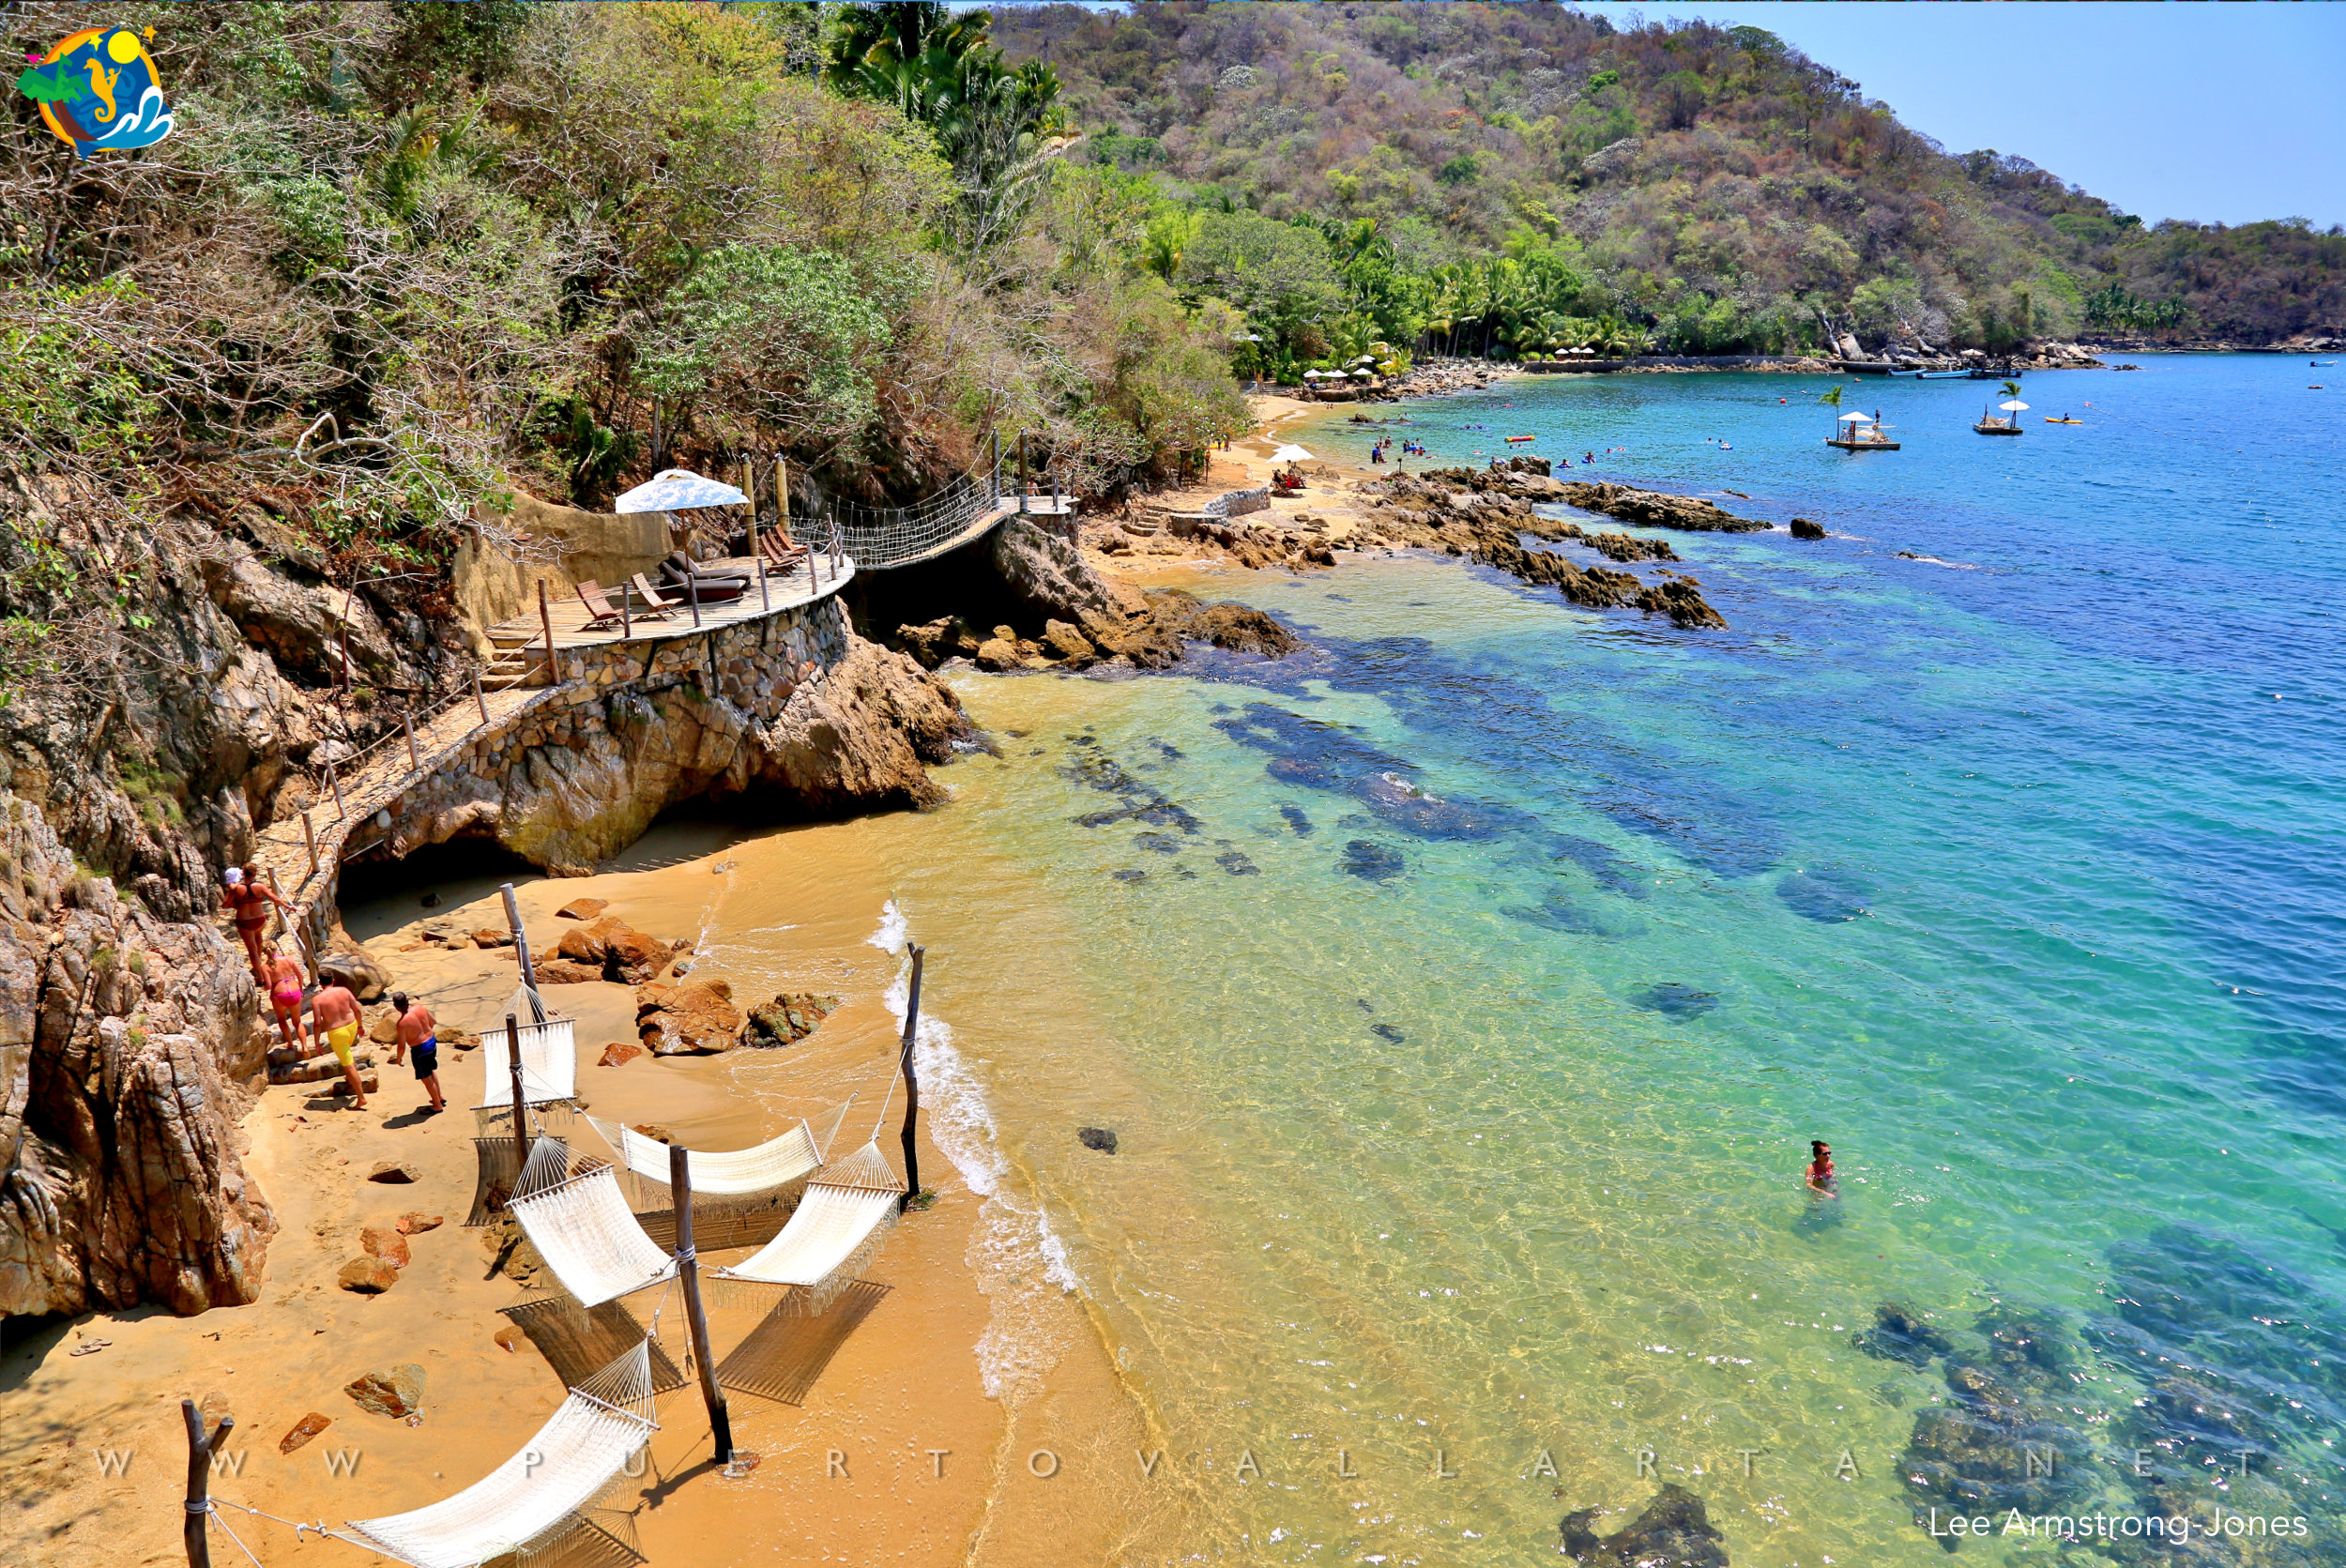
2044 418 2083 424
1505 434 1536 443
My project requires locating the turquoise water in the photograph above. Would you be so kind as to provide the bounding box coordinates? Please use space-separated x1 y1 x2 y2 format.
896 355 2346 1564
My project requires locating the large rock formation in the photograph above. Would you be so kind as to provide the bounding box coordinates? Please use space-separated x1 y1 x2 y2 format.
1557 480 1770 533
0 792 275 1317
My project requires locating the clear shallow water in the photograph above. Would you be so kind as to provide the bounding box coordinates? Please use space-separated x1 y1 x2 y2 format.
877 356 2346 1564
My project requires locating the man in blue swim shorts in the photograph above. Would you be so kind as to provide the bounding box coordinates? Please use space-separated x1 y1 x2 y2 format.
389 991 444 1114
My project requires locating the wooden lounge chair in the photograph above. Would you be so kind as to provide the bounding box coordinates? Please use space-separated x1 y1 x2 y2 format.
659 555 748 604
757 531 810 574
631 572 685 616
573 581 628 632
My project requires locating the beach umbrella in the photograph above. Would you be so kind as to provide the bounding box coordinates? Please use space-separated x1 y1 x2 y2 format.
1272 445 1315 463
1836 410 1874 422
1302 370 1323 380
1999 399 2030 412
613 468 748 513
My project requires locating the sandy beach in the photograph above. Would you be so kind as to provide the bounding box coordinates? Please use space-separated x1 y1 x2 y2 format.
1 822 1159 1567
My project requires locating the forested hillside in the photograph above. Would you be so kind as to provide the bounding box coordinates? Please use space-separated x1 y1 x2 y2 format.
994 1 2345 365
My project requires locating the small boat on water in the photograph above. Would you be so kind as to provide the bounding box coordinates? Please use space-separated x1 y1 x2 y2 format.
1916 369 1973 380
1975 395 2027 435
2044 417 2083 425
1505 434 1536 443
1827 410 1899 450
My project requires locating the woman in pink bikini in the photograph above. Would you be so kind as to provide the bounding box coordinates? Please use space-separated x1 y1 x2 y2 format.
263 948 311 1054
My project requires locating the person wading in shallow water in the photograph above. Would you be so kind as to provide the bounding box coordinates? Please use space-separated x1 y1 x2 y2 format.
389 991 443 1114
1805 1139 1839 1197
310 978 368 1109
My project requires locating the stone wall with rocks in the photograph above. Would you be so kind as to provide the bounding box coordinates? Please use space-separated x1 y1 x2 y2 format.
0 790 276 1317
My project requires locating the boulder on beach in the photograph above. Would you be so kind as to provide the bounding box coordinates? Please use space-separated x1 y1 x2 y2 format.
556 916 684 984
337 1256 400 1293
556 897 609 921
396 1212 442 1235
535 958 603 985
636 979 745 1055
317 949 392 1001
359 1225 411 1268
598 1040 646 1067
470 928 514 949
746 991 839 1048
366 1160 420 1184
344 1363 427 1418
279 1412 332 1454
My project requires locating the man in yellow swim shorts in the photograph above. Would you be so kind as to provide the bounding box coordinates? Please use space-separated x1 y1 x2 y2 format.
310 977 368 1109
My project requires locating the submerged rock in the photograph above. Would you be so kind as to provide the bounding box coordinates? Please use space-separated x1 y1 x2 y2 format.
1853 1302 1953 1366
1077 1127 1118 1154
1561 1484 1730 1567
1776 867 1874 922
1630 982 1719 1021
1340 840 1405 881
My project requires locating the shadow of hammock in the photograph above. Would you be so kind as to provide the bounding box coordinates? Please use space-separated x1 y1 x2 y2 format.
629 1204 793 1253
499 1296 690 1399
524 1509 647 1568
715 1280 891 1406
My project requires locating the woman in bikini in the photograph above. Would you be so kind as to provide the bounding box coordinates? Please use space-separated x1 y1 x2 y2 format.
263 948 312 1054
221 863 292 980
1805 1139 1839 1198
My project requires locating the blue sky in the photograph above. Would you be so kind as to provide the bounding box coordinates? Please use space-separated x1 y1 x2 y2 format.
1590 2 2346 228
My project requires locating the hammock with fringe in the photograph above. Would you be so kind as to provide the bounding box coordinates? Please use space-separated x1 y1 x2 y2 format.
340 1341 658 1568
471 1012 578 1119
507 1138 678 1307
709 1140 905 1316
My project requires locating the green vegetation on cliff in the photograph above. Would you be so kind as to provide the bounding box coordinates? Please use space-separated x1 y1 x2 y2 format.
992 2 2344 368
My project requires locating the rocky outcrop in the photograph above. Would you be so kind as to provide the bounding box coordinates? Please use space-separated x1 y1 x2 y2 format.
0 791 276 1317
1558 480 1770 533
554 916 683 984
635 979 744 1055
989 515 1144 627
1789 517 1827 540
745 991 837 1047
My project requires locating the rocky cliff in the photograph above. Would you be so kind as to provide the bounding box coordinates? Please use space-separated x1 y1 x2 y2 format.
0 791 275 1317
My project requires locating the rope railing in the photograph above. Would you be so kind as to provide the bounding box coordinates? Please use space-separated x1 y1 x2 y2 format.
830 453 1016 571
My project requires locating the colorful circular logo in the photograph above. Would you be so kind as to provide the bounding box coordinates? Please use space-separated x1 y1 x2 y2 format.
17 26 173 158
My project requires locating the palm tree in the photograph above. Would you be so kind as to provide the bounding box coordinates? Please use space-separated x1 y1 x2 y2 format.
1999 379 2022 399
1820 384 1845 410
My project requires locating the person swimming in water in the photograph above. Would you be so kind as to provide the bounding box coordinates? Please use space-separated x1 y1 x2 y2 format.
1805 1139 1838 1197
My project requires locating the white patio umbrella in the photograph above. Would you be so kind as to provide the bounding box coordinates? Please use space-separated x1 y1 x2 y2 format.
613 468 749 513
1271 445 1315 463
1837 410 1875 422
1302 370 1324 380
1999 400 2030 412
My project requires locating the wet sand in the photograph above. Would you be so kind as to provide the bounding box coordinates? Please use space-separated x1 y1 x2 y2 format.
1 824 1159 1567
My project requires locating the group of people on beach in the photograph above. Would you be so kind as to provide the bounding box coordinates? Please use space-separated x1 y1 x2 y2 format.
220 863 442 1115
1366 437 1429 464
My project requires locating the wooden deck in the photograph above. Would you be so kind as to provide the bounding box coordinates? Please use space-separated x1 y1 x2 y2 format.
486 552 855 655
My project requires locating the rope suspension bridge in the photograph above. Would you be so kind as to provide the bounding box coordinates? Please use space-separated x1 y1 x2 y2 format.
831 447 1069 571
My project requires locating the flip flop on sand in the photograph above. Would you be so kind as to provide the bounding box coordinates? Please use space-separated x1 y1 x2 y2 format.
69 1338 112 1356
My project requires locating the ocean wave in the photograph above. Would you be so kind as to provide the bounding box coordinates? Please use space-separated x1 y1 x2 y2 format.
874 903 1081 1399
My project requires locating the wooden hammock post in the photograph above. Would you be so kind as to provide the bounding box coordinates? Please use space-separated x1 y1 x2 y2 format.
538 581 558 685
898 945 924 1211
499 882 541 1015
300 810 317 877
472 669 490 726
669 1143 736 1463
507 1013 529 1181
181 1397 232 1568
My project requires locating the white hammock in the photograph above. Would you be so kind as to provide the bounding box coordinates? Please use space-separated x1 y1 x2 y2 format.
471 1014 578 1111
582 1095 854 1201
508 1139 678 1307
342 1341 658 1568
712 1141 904 1314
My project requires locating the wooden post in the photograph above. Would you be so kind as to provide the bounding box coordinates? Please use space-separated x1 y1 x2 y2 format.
538 581 558 685
669 1144 736 1464
403 715 419 774
507 1013 530 1182
1017 432 1028 513
499 882 542 1017
686 566 701 629
327 762 345 818
898 945 924 1210
991 431 1000 502
338 586 354 695
181 1397 231 1568
757 545 770 613
775 455 791 544
472 670 490 726
301 810 317 877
